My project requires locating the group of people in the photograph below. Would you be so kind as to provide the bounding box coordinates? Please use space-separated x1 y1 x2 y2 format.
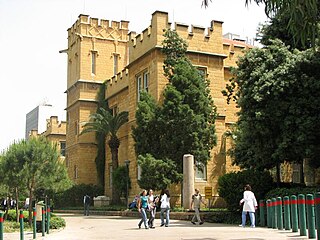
1 197 17 211
136 188 210 229
137 189 170 229
81 184 258 229
135 184 258 229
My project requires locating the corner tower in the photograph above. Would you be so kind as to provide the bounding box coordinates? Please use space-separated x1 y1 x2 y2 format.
64 14 129 185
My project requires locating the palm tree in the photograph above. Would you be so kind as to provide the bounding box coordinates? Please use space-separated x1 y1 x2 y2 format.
82 107 129 204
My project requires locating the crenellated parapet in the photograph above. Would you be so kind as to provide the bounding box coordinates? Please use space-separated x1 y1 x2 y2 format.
105 68 129 98
128 11 225 64
174 20 224 55
223 38 253 67
128 11 169 63
44 116 67 136
68 14 130 47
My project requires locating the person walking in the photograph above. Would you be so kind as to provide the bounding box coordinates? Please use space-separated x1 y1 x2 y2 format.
1 197 8 212
137 189 149 229
160 189 170 227
147 189 159 229
239 184 258 227
190 188 206 225
83 194 91 216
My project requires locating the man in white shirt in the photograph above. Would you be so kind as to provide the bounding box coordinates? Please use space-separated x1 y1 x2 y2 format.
239 184 258 227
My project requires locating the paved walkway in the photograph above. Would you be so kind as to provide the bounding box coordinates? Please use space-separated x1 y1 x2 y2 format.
4 213 309 240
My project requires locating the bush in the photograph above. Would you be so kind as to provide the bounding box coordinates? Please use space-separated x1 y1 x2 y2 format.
53 184 103 208
5 209 29 222
50 216 66 229
112 166 131 198
3 221 24 233
218 169 274 211
265 186 320 200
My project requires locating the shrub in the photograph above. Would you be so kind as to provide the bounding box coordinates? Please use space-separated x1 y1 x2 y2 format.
5 210 29 222
4 221 22 233
112 166 131 198
53 184 103 208
50 216 66 229
218 169 274 211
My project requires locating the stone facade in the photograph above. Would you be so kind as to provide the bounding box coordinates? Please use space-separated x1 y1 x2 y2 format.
30 116 66 163
64 11 252 205
64 14 129 184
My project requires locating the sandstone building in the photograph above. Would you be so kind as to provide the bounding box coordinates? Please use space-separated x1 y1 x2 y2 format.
29 116 66 162
63 11 252 205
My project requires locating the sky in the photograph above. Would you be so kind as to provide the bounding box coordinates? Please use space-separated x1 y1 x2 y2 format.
0 0 268 152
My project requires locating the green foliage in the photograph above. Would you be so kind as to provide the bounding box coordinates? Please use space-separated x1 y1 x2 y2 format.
258 10 315 51
6 210 29 222
265 187 320 200
133 29 217 183
50 215 66 229
162 29 188 78
2 211 65 231
112 166 131 197
253 0 320 48
0 137 71 223
0 141 28 196
218 170 274 211
53 184 103 208
223 40 320 173
137 154 182 191
132 92 160 157
94 82 108 188
82 108 129 143
82 107 129 204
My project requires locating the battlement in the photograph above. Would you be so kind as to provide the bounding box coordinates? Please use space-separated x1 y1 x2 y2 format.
128 11 225 63
106 68 129 98
44 116 66 136
68 14 130 46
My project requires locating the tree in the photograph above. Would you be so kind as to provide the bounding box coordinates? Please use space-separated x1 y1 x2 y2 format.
223 40 320 184
224 40 295 184
1 137 70 223
0 142 26 221
94 83 109 188
202 0 320 48
137 154 182 191
259 10 311 51
133 29 217 181
82 108 128 204
132 91 160 157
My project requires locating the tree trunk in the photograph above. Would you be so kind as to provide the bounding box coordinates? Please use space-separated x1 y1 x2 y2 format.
15 187 19 222
28 179 35 225
109 137 120 205
95 132 106 188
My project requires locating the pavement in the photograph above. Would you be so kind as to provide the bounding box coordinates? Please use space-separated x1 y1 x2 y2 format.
3 213 310 240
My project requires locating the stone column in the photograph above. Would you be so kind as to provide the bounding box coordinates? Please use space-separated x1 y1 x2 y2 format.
183 154 194 209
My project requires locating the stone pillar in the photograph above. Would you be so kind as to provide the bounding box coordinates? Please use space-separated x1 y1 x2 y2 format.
183 154 194 209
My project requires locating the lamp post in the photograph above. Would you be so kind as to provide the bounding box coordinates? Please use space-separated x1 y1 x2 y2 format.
124 160 130 208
